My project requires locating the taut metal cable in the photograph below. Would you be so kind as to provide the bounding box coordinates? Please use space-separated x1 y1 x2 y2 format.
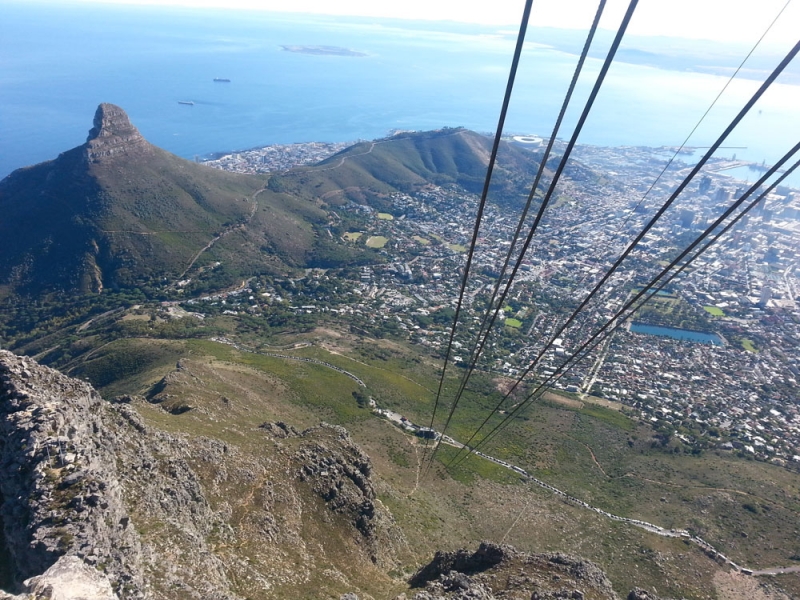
425 0 639 471
421 0 534 474
445 38 800 467
440 0 608 455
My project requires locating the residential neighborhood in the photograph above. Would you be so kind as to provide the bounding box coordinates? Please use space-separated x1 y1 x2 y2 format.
195 138 800 467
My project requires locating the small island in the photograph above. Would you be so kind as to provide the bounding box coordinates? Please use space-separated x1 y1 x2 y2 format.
281 45 367 57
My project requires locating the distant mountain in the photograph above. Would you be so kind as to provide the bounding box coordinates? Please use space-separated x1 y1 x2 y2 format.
0 104 273 294
276 127 543 210
0 107 544 298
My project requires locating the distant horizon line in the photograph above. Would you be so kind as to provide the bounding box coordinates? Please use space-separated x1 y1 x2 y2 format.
5 0 799 49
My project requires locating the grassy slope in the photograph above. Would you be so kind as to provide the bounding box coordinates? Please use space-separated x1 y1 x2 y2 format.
279 129 540 208
68 327 800 600
0 144 269 291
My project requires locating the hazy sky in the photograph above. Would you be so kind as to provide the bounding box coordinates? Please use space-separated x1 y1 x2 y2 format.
44 0 800 46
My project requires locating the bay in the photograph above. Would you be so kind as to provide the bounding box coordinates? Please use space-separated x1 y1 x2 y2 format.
1 1 799 184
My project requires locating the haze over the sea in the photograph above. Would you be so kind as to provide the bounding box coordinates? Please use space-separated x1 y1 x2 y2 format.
2 1 799 182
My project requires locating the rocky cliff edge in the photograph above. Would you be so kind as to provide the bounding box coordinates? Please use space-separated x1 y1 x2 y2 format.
0 350 404 599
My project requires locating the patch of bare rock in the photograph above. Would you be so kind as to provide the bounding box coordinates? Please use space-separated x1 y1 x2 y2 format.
339 543 673 600
0 350 403 598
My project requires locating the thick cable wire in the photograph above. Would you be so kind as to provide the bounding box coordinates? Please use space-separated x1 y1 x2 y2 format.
441 0 608 453
445 39 800 468
465 155 800 462
448 144 800 469
421 0 534 471
424 0 638 472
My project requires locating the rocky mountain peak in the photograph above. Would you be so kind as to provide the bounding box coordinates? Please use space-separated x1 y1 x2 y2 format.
85 103 150 163
87 103 138 141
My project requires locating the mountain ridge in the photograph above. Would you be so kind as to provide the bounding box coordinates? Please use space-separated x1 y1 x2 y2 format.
278 127 543 209
0 349 407 598
0 104 267 295
0 106 543 299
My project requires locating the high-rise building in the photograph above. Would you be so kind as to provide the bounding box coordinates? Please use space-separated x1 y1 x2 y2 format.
714 187 732 204
759 285 772 308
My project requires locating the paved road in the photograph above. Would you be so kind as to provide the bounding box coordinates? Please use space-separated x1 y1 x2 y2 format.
751 566 800 576
385 413 792 576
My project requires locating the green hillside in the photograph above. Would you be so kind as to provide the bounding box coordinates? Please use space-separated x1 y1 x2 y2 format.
0 112 543 300
277 127 542 209
0 105 268 294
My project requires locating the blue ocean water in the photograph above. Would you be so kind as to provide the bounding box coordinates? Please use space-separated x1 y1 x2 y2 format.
1 1 799 183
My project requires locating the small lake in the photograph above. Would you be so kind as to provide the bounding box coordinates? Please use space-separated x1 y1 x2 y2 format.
630 322 723 345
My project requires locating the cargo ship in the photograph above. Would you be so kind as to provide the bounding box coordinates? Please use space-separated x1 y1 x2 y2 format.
178 100 195 105
213 78 231 82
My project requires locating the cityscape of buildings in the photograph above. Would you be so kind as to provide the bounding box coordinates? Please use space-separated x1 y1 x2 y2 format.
195 138 800 467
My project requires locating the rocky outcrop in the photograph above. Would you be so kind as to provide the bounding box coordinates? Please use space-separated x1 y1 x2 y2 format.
106 405 240 599
408 542 621 600
265 421 404 568
0 556 116 600
409 542 508 587
258 421 300 438
0 352 406 599
84 104 152 163
0 350 143 594
0 350 264 598
627 590 666 600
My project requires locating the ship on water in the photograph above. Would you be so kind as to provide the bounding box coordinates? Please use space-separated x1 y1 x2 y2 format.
213 78 231 82
178 100 195 105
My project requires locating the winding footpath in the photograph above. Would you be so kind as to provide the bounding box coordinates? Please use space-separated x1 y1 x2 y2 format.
309 140 380 173
208 337 366 387
177 184 266 281
202 335 793 577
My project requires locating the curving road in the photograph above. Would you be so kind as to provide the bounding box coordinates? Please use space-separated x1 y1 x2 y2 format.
204 335 794 577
